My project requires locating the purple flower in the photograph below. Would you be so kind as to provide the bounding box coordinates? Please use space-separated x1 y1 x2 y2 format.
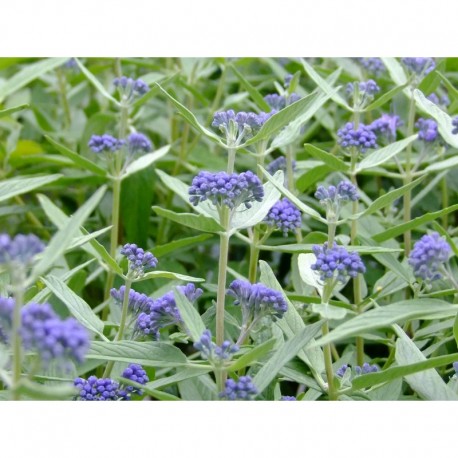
110 286 153 315
408 232 451 282
119 363 149 398
0 297 14 343
267 156 296 185
346 80 380 97
315 181 359 205
337 122 378 153
114 76 149 100
0 233 44 265
194 329 239 363
370 114 403 141
189 170 264 210
227 279 288 321
427 92 450 108
416 118 439 142
402 58 435 77
88 134 124 154
355 363 379 375
355 58 385 76
336 364 349 377
74 376 120 401
453 362 458 375
121 243 158 277
20 302 89 366
453 117 458 135
127 132 152 154
264 93 301 111
280 396 297 401
264 198 302 236
219 376 258 400
311 243 366 283
284 74 293 88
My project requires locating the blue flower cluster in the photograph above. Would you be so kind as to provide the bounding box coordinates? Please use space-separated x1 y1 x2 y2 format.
267 156 296 176
311 243 366 283
110 286 153 315
452 117 458 135
370 114 403 141
355 58 385 76
280 396 297 401
416 118 439 142
127 132 152 154
284 74 293 88
0 297 14 343
20 302 89 366
337 122 378 153
264 93 301 111
315 181 359 205
227 279 288 321
336 364 349 377
402 58 435 77
114 76 149 100
121 243 158 278
264 198 302 236
189 171 264 210
0 233 44 265
74 363 149 401
88 134 124 154
408 232 451 282
346 80 380 97
219 376 258 400
355 363 379 375
453 362 458 375
136 283 202 338
427 92 449 108
194 329 239 363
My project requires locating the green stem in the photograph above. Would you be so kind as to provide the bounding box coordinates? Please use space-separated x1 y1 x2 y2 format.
248 228 260 283
439 147 449 229
119 103 129 138
56 68 72 130
11 267 25 400
285 144 295 193
103 278 132 378
227 146 236 174
322 321 337 400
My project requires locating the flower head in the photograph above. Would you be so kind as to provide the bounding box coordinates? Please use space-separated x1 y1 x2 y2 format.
427 92 450 108
0 297 14 343
264 198 302 236
127 133 152 154
416 118 439 143
0 233 44 265
355 363 379 375
370 114 403 141
88 134 124 154
280 396 297 401
452 117 458 135
194 329 239 364
20 302 89 366
189 171 264 210
264 93 301 111
227 279 288 323
311 243 366 283
219 376 258 400
337 122 377 153
336 364 349 377
118 363 149 398
315 181 359 205
121 243 158 278
402 58 435 77
408 232 451 282
355 58 385 76
74 376 120 401
267 156 295 176
346 79 380 97
114 76 149 101
110 286 153 316
284 74 293 88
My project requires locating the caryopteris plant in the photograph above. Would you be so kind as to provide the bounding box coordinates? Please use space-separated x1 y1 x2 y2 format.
1 56 458 401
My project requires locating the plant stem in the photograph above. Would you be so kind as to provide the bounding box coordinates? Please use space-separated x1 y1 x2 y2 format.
248 229 260 283
56 68 72 131
322 321 337 400
438 147 449 229
285 144 295 193
103 278 132 378
11 267 25 400
227 146 236 174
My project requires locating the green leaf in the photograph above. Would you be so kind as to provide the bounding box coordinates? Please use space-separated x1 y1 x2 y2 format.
300 59 350 110
231 171 282 230
45 135 107 177
17 379 76 400
230 64 271 111
227 338 276 372
75 58 120 105
353 352 458 391
31 186 107 280
365 83 408 111
174 288 206 342
253 321 322 393
303 144 349 172
373 203 458 242
413 88 458 148
87 341 188 367
67 226 112 251
152 206 223 233
134 271 205 283
313 300 458 347
244 89 336 147
0 104 28 119
356 135 418 172
178 374 218 400
0 174 62 203
423 155 458 173
0 58 68 102
155 83 224 145
260 166 325 222
437 71 458 102
296 164 331 192
454 313 458 347
122 145 170 179
41 275 106 339
153 234 213 257
146 366 212 390
394 326 458 400
380 58 408 86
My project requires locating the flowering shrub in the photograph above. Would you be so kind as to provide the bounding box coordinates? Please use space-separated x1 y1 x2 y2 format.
1 56 458 402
